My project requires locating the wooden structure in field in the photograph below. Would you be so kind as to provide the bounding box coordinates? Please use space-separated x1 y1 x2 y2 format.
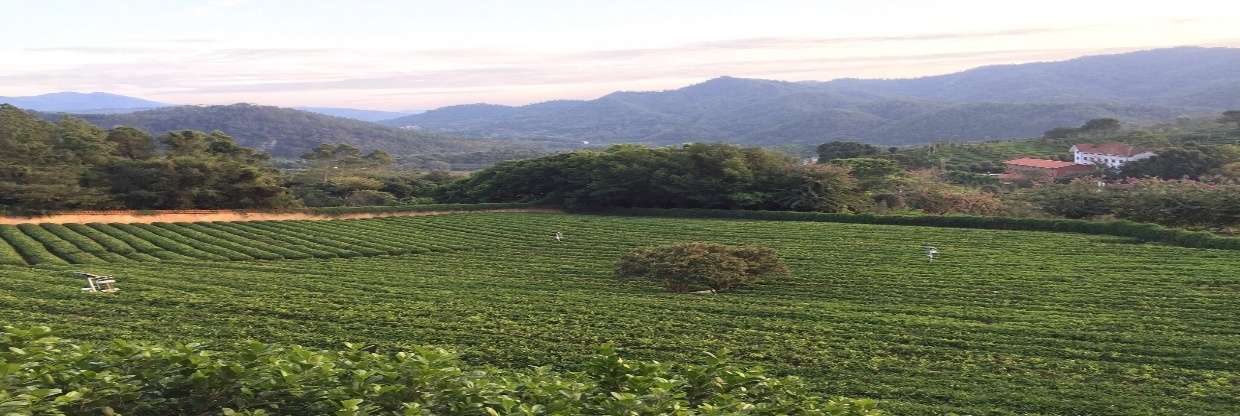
77 272 118 293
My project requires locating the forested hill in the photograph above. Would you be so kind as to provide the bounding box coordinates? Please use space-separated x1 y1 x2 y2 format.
823 47 1240 107
41 104 538 159
383 47 1237 146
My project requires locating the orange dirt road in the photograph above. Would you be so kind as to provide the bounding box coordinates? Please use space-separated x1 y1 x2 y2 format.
0 208 561 225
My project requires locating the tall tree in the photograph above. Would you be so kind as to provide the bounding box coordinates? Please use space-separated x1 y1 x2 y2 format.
0 105 116 211
816 141 879 162
105 126 157 160
1080 118 1122 132
1121 147 1223 180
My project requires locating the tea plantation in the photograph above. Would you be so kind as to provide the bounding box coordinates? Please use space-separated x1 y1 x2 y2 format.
1 213 1237 415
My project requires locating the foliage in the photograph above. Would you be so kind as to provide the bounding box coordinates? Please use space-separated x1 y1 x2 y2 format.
828 158 901 188
1120 146 1226 179
0 105 295 212
1220 110 1240 128
61 103 546 163
616 242 790 292
1 213 1236 415
942 170 999 187
0 326 875 416
438 144 861 212
892 172 1007 216
817 142 880 161
108 130 297 210
1025 178 1240 229
1023 179 1113 219
1108 179 1240 228
0 106 116 211
285 144 455 207
1042 118 1121 139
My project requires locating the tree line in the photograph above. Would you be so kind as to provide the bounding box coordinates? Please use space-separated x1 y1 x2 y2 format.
438 143 860 212
0 105 450 214
5 102 1238 231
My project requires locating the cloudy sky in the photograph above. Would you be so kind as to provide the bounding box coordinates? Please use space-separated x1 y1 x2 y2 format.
2 0 1238 110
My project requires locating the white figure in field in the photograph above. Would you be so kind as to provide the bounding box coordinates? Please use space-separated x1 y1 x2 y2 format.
924 246 939 262
553 231 563 242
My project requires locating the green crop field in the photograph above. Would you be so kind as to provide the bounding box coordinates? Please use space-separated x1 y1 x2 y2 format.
1 213 1238 415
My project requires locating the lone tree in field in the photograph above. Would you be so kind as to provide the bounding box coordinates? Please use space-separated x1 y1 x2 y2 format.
616 242 790 293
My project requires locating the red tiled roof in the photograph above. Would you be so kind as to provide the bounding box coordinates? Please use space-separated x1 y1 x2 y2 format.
1072 142 1148 157
1003 158 1081 169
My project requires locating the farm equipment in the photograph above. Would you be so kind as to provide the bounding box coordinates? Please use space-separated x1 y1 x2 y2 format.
77 272 119 293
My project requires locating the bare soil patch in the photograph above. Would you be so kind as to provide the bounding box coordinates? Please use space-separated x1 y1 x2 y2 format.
0 208 560 225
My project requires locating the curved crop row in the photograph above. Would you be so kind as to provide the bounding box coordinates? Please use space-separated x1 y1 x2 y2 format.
0 226 29 265
251 221 386 256
15 224 102 264
137 223 253 261
284 220 420 255
153 223 283 260
40 224 131 263
187 223 314 260
0 225 67 265
0 213 535 266
65 223 136 254
87 223 189 261
241 221 366 257
111 223 230 261
205 222 343 258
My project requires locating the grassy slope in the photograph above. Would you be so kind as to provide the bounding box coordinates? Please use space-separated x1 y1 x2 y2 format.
0 213 1237 415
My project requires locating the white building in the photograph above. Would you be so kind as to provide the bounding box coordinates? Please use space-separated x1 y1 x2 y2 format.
1071 143 1156 169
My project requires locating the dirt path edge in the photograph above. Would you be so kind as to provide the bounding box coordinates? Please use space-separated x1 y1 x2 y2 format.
0 208 563 225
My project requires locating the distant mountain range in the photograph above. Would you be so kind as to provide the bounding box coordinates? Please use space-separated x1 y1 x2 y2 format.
0 92 168 113
294 107 420 122
0 92 418 122
383 47 1240 145
8 47 1239 149
35 104 557 160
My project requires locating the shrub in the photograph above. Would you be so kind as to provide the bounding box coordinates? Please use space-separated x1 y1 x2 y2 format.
617 242 790 293
344 189 398 206
0 326 879 416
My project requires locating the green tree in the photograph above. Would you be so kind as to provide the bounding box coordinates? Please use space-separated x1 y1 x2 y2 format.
105 126 157 160
1025 179 1114 219
103 131 294 209
616 242 790 293
1081 118 1121 133
1121 147 1223 179
439 144 861 212
0 106 117 211
1220 110 1240 128
816 141 879 161
1043 127 1078 139
830 158 902 188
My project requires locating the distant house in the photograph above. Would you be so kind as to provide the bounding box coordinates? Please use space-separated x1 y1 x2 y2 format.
1001 158 1093 181
1071 143 1155 169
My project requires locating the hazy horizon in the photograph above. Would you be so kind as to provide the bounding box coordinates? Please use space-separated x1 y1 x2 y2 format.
3 0 1238 111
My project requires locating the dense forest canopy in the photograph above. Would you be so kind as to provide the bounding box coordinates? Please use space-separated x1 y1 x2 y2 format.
0 104 293 212
439 143 860 212
4 98 1240 231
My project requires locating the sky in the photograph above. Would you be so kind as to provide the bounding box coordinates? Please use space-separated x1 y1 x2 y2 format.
2 0 1238 111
